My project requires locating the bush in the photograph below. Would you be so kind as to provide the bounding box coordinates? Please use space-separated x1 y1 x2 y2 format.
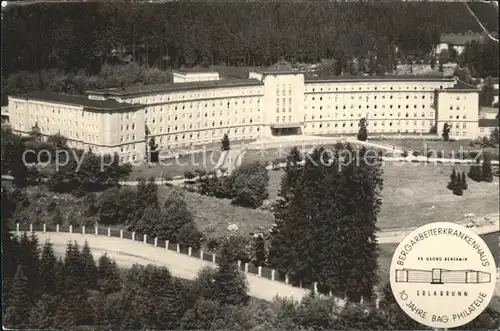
178 222 203 250
401 151 408 158
206 237 220 251
412 151 420 157
183 186 198 193
183 170 196 180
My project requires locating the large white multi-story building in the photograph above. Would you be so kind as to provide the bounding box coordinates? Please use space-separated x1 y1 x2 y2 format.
7 64 482 162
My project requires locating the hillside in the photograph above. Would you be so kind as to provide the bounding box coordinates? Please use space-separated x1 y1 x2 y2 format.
1 2 491 75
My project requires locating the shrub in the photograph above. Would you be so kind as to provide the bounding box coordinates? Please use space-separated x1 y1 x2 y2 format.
412 151 420 157
206 237 220 251
401 151 408 158
183 170 196 180
183 186 198 193
178 222 203 250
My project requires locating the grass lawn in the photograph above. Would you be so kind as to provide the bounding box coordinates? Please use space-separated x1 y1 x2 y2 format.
240 142 367 166
240 145 315 166
267 162 499 230
380 139 499 159
129 150 225 180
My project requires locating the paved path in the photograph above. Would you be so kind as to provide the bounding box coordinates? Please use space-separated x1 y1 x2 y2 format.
33 232 311 302
341 138 403 153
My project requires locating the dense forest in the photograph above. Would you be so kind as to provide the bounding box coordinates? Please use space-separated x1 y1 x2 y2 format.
2 2 498 75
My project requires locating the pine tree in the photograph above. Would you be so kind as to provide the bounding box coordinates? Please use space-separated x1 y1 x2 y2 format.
468 158 482 182
54 257 66 296
357 118 368 141
39 240 58 295
17 232 41 300
221 133 230 151
269 144 382 300
254 234 267 267
461 172 468 190
453 175 463 196
28 294 57 329
4 266 31 329
213 241 249 306
447 167 457 190
97 253 122 295
269 149 306 278
481 153 493 182
148 136 159 163
62 242 86 296
81 241 98 290
442 122 451 141
1 202 18 305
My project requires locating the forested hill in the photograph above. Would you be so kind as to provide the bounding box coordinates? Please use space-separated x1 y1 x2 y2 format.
1 2 496 75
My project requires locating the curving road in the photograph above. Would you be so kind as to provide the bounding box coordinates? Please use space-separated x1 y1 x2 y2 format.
33 232 311 302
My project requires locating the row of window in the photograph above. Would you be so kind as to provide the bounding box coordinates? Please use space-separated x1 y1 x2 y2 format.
307 94 434 101
125 88 263 104
306 84 449 92
303 120 435 129
30 116 99 131
121 126 264 148
304 112 435 120
306 104 434 110
121 120 262 142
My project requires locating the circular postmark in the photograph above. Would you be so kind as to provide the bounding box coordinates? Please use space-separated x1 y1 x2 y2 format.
389 222 497 329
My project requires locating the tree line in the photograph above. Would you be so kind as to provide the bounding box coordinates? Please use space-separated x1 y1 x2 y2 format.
3 178 499 329
2 2 496 76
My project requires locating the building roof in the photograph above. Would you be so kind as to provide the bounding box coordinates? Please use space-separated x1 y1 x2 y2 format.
305 75 452 83
480 107 499 113
443 80 480 92
173 68 219 74
87 79 263 97
251 59 302 75
10 92 144 111
440 32 483 46
478 118 499 128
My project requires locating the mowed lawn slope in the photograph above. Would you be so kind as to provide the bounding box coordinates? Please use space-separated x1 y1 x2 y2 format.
267 162 499 230
130 150 224 180
157 187 275 238
379 162 499 229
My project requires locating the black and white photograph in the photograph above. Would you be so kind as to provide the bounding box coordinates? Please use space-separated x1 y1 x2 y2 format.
1 0 499 329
